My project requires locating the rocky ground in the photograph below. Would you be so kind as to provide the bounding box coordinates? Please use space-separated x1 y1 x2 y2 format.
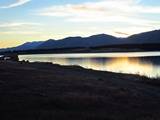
0 61 160 120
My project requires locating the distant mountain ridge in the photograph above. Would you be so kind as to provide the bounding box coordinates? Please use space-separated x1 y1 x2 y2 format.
37 30 160 50
37 34 124 49
0 41 43 52
13 41 44 50
0 29 160 52
127 30 160 44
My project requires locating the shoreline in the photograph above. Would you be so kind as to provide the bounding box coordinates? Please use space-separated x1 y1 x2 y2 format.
0 61 160 120
1 45 160 55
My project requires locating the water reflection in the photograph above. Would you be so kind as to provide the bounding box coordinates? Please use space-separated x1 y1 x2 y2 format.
19 53 160 78
105 57 160 78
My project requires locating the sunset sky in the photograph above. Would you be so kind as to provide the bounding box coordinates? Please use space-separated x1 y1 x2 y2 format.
0 0 160 48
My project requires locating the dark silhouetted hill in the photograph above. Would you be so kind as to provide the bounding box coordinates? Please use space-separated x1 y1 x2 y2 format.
37 34 123 49
37 30 160 50
0 41 44 52
126 30 160 44
0 29 160 53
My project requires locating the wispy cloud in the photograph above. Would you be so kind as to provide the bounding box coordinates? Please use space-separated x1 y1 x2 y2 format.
0 0 31 8
36 0 160 24
0 31 40 35
34 0 160 37
0 22 43 35
115 31 130 36
0 22 41 28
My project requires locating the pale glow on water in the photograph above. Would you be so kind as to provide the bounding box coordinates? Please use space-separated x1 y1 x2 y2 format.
104 58 159 78
19 52 160 78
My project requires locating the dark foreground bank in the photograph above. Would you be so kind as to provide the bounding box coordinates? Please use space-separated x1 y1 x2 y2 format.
0 61 160 120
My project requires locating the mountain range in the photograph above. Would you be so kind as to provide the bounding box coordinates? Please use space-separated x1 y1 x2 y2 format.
0 29 160 53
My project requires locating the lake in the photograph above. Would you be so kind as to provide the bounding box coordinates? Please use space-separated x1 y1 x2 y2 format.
19 52 160 78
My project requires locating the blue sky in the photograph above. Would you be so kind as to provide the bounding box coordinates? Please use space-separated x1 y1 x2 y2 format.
0 0 160 48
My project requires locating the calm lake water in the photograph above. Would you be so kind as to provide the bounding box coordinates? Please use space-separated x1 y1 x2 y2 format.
19 52 160 78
